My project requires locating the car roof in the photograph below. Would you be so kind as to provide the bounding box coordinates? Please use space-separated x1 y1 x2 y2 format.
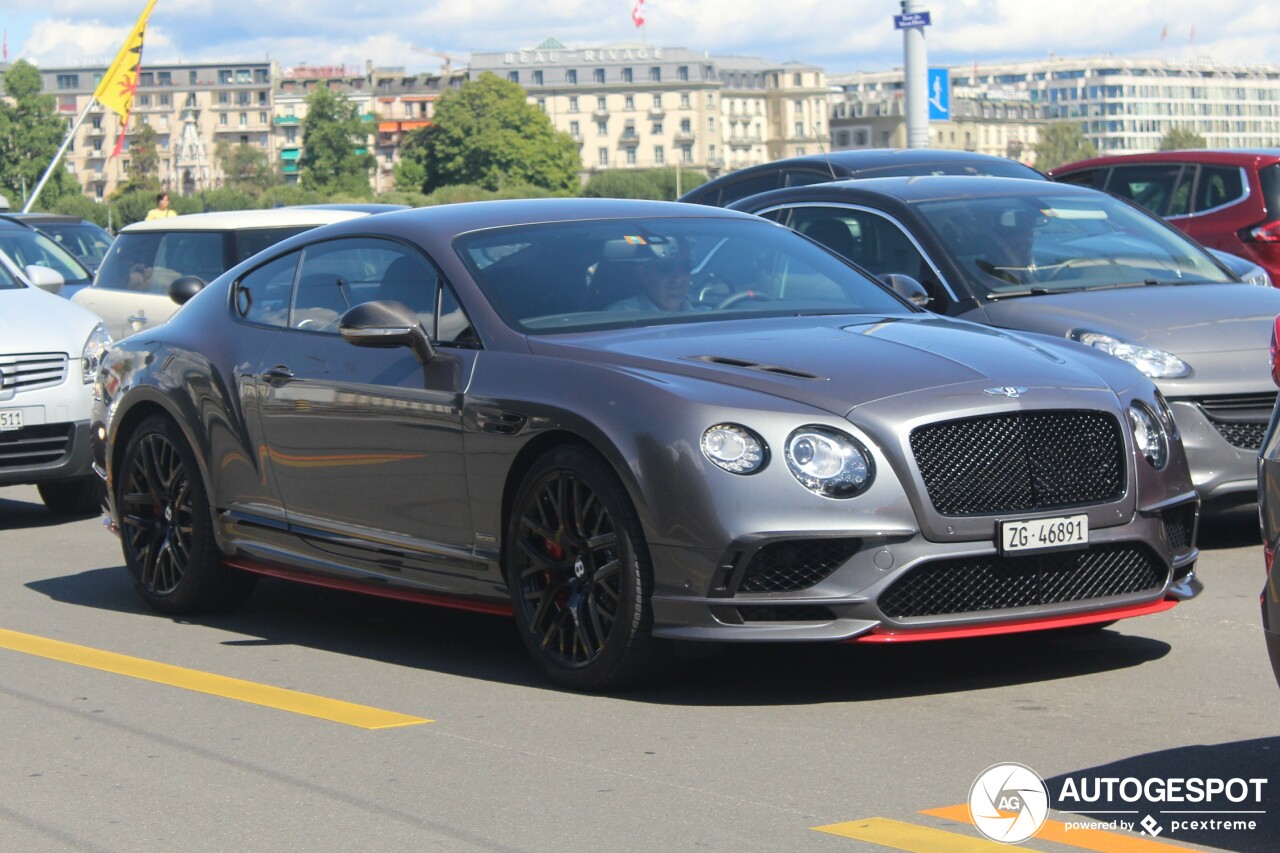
119 207 368 233
0 213 92 225
1050 148 1280 175
729 174 1094 208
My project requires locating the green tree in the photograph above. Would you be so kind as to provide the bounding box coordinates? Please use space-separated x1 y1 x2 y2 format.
299 86 374 195
1160 126 1207 150
215 140 279 193
124 122 161 190
0 59 80 209
401 73 581 194
1033 121 1098 171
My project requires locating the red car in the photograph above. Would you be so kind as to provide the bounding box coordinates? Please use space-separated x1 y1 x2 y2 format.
1049 149 1280 284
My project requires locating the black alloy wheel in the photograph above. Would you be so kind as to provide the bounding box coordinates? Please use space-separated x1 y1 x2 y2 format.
118 415 255 613
507 446 661 691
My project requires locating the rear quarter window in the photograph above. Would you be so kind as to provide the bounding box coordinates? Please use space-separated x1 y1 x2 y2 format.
1193 166 1246 212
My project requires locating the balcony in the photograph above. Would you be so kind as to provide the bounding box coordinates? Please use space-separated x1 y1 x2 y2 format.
618 133 641 147
592 108 610 119
273 115 301 125
674 131 696 142
648 107 665 118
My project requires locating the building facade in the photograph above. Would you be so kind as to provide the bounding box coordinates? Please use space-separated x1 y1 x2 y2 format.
830 55 1280 157
469 40 829 180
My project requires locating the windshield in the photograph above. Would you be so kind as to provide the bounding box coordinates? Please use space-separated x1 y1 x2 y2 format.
916 192 1233 298
0 227 93 286
35 221 113 270
0 256 19 289
457 217 912 333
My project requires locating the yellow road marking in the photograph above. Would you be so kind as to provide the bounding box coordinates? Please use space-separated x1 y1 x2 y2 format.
0 627 431 730
813 817 1011 851
923 804 1193 853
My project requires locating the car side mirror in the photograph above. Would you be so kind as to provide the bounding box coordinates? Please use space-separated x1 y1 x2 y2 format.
339 300 435 364
881 273 931 307
24 264 63 294
168 275 207 305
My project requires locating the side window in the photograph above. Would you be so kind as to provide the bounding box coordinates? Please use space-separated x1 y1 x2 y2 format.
782 170 832 188
1194 166 1245 213
1054 168 1106 189
1104 164 1187 217
235 251 300 328
289 237 454 336
717 172 783 206
786 206 947 305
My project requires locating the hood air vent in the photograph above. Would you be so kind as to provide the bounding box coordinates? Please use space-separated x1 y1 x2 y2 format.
687 355 823 381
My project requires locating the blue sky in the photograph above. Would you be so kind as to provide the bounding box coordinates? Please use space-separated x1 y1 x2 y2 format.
3 0 1276 76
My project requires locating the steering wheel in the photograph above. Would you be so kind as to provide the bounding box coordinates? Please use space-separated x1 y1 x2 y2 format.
718 290 775 309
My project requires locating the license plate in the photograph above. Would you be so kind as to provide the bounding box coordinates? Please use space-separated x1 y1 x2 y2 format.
0 410 22 432
1000 514 1089 554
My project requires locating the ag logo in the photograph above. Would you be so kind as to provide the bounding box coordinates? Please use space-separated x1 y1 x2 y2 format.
969 763 1050 843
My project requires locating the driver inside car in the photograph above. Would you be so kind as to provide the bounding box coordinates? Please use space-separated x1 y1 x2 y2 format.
609 253 697 312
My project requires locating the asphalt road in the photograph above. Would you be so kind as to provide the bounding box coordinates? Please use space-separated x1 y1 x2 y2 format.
1 483 1276 852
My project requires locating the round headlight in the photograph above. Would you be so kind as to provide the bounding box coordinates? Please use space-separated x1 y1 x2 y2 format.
1072 331 1191 379
1128 401 1169 469
81 323 111 385
701 424 766 474
784 426 873 498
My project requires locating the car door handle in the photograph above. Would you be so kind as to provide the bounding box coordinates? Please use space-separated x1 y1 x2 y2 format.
261 366 295 387
127 314 147 325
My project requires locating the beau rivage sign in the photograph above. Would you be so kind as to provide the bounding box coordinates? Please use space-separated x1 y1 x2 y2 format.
501 47 667 65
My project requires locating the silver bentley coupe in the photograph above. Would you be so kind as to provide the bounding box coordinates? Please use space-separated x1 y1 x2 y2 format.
91 199 1201 690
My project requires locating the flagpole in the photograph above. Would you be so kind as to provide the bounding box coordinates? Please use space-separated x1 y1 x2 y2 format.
22 98 97 212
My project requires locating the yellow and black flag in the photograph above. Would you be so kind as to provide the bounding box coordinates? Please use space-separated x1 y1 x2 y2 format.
94 0 158 155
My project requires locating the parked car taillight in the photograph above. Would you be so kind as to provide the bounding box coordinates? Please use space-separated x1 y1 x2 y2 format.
1247 220 1280 243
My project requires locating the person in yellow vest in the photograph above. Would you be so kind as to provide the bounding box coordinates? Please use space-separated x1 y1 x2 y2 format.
145 192 177 221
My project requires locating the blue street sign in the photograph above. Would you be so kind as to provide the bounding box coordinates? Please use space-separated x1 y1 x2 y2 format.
927 67 950 120
894 11 932 29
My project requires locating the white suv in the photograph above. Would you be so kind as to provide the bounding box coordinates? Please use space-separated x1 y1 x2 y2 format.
0 249 111 514
73 207 369 341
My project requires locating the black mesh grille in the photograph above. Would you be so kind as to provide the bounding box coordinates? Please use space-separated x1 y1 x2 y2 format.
738 539 861 592
737 605 837 622
1161 502 1198 551
1211 422 1267 450
0 423 74 469
910 411 1125 515
878 543 1166 619
1194 393 1275 451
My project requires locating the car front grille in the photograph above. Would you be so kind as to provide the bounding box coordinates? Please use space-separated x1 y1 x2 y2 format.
0 423 75 469
910 410 1125 516
0 352 69 400
737 539 861 592
878 543 1166 619
1193 393 1276 450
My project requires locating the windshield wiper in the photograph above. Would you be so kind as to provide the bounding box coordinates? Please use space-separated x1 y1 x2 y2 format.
985 287 1060 300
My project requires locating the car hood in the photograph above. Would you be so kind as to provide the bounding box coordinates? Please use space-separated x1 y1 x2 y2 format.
530 314 1128 416
1 285 103 352
979 283 1280 356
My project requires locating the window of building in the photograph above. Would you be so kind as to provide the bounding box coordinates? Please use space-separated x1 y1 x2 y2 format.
625 148 637 165
259 111 268 125
537 98 546 112
567 69 578 84
793 73 803 86
653 94 663 109
650 66 661 82
708 117 715 132
219 92 230 104
677 66 689 82
795 122 804 137
508 71 519 83
681 145 693 163
239 113 248 128
139 71 154 87
219 70 233 84
236 69 251 84
594 68 606 84
597 120 608 135
255 68 270 83
569 96 579 111
138 94 152 107
623 68 633 83
598 147 609 166
533 70 543 85
654 145 665 165
219 113 228 126
189 70 198 85
680 118 692 133
652 122 663 135
597 96 607 111
160 94 171 106
625 95 635 110
680 94 691 108
285 127 297 143
570 120 580 137
624 120 637 138
56 74 79 89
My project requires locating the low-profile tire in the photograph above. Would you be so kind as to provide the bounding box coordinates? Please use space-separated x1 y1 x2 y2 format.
117 415 256 614
37 476 103 515
506 446 663 691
